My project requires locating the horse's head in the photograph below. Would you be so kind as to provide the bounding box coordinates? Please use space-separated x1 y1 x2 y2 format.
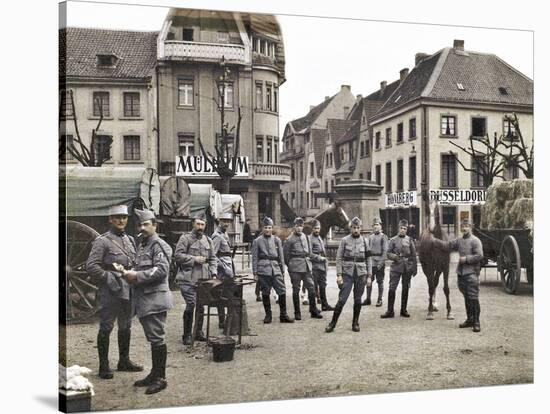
311 202 350 238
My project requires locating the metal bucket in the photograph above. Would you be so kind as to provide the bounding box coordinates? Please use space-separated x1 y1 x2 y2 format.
211 337 236 362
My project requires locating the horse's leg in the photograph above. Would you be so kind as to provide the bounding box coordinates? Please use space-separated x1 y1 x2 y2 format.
432 272 440 312
443 268 454 320
426 269 435 320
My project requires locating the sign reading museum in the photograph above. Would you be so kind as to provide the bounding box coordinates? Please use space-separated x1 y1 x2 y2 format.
429 189 486 205
175 156 249 177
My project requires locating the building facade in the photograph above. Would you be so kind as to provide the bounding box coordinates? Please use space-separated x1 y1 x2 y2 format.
368 40 533 236
280 85 357 219
156 8 289 229
59 28 158 168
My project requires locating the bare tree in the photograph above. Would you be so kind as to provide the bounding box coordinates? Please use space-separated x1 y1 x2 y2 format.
496 114 533 179
197 57 243 194
448 133 506 187
59 90 112 167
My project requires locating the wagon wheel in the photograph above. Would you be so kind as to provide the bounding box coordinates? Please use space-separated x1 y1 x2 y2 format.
498 235 522 294
65 220 100 323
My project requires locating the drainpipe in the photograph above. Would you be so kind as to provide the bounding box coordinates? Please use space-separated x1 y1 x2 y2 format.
156 64 161 173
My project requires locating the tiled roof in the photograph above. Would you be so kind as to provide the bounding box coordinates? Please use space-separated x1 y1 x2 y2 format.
290 96 335 133
60 27 158 80
336 120 359 145
311 129 328 177
365 79 400 103
375 47 533 117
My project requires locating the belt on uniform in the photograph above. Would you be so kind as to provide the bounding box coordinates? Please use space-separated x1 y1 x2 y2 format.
342 256 366 262
217 252 232 257
259 256 279 260
290 254 308 258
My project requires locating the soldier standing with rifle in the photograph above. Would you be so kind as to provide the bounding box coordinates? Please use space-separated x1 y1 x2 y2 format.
308 219 334 311
325 217 372 333
363 218 388 307
86 205 143 380
251 217 294 324
174 214 218 345
381 219 417 319
115 209 173 395
283 217 323 320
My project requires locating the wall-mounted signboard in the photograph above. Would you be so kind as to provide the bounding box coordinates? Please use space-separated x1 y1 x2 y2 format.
385 191 418 208
429 189 486 205
175 156 249 177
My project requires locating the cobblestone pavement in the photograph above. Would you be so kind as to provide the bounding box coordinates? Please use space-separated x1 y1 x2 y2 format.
64 254 533 411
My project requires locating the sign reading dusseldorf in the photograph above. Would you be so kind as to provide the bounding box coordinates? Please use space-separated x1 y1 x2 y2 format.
385 191 418 208
175 156 249 177
429 189 486 205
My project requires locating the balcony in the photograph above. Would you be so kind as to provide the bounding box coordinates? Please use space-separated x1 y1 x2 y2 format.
162 41 247 64
247 162 291 183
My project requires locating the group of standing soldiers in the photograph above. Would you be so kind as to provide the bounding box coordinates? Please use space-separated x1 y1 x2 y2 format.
85 204 483 395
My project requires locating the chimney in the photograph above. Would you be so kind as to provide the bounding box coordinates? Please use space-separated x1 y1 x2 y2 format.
399 68 409 83
310 105 315 111
415 52 429 66
341 84 351 92
325 96 330 101
356 94 363 102
380 80 387 95
453 39 464 51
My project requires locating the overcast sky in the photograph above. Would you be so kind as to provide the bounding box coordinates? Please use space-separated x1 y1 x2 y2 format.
64 0 533 134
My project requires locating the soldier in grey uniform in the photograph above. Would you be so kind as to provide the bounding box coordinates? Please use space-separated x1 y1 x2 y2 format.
429 219 483 332
115 209 173 394
326 217 372 333
174 214 218 345
283 217 323 320
363 218 388 307
211 213 235 329
309 219 334 311
86 205 143 380
381 219 418 319
251 217 294 324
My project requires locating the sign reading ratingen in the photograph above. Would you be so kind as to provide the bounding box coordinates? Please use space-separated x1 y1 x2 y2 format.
175 156 249 177
385 191 418 208
429 189 486 205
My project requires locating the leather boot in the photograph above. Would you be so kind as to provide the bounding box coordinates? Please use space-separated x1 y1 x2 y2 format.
194 307 207 342
145 344 168 395
217 304 225 329
400 286 410 317
182 310 193 345
472 299 481 333
97 331 113 379
117 329 143 372
134 346 156 387
292 291 302 320
380 290 395 318
352 303 361 332
362 285 372 306
278 295 294 323
325 303 343 332
309 294 323 318
320 286 334 311
376 285 384 307
459 298 474 328
262 294 272 324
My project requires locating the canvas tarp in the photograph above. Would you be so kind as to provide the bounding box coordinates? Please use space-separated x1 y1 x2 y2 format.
188 184 222 218
220 194 245 222
159 176 191 217
60 166 160 217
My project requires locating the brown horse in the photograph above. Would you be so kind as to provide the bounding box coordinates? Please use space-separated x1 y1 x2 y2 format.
273 202 350 241
418 201 454 320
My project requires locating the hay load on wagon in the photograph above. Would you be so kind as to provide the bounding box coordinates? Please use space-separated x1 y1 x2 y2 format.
475 179 533 294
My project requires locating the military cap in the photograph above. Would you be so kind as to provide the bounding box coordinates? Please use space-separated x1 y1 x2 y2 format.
460 218 472 226
372 217 382 225
311 219 321 228
262 216 274 226
134 209 155 224
399 219 409 228
350 216 362 226
294 217 305 226
192 213 206 223
218 212 233 220
108 205 128 216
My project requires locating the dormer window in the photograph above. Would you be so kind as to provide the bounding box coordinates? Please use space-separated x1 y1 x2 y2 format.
456 83 465 91
97 54 117 68
394 95 401 103
498 87 509 95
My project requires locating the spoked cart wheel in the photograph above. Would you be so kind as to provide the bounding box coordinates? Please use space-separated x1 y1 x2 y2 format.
64 220 100 323
498 235 522 294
